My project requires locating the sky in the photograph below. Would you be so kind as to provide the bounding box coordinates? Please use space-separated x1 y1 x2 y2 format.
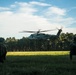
0 0 76 39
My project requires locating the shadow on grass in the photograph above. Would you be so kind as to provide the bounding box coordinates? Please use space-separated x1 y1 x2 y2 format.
0 55 76 75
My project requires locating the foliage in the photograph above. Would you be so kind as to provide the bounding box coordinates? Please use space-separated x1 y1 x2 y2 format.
4 33 76 51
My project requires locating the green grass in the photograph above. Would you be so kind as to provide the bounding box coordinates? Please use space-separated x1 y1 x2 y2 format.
0 51 76 75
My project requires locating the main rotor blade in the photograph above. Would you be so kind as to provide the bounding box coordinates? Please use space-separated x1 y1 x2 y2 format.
19 31 37 33
19 28 57 33
40 29 57 32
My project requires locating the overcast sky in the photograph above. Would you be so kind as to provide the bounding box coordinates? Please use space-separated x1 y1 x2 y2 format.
0 0 76 39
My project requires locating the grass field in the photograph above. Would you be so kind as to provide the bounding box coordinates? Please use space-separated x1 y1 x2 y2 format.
0 51 76 75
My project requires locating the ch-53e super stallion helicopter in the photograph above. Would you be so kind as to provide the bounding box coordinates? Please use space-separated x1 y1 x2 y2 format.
20 28 62 40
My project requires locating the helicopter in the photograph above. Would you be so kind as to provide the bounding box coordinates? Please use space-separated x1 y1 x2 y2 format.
20 28 62 40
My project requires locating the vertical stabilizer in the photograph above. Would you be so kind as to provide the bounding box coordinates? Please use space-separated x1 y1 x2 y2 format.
57 29 62 37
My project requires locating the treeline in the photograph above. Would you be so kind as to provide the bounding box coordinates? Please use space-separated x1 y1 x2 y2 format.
4 32 76 51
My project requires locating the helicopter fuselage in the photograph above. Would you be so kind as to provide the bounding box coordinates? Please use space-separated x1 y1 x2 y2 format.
20 28 62 40
28 33 58 40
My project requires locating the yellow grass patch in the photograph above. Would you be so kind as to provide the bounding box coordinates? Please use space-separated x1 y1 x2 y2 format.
7 51 69 56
